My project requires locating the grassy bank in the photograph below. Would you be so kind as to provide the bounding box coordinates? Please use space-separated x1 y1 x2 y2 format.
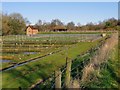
1 34 103 69
2 39 102 88
82 45 119 88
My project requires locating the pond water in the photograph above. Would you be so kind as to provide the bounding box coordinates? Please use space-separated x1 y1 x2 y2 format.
3 52 37 54
24 52 37 55
0 59 11 63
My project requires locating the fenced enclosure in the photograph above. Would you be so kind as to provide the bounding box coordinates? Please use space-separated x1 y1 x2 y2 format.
2 34 102 42
1 33 113 89
1 34 102 53
1 34 103 70
30 40 105 89
18 33 119 89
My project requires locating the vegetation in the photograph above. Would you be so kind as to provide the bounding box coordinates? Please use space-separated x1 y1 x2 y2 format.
35 18 119 32
39 31 113 34
1 12 119 89
2 37 103 88
1 13 26 35
1 12 119 35
79 34 119 89
81 45 119 88
1 34 103 69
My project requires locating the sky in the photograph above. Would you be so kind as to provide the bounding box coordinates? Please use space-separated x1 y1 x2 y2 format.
2 2 118 25
1 0 119 2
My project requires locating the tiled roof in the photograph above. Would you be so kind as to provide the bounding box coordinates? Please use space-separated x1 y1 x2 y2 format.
27 25 38 29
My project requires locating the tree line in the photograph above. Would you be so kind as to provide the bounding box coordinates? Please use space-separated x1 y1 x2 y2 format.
35 18 119 32
1 12 119 35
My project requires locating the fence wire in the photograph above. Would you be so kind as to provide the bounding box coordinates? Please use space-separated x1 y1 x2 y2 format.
31 35 110 89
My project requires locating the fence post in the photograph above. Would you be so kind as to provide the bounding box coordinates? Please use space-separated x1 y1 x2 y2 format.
65 57 71 88
55 68 61 88
18 87 22 90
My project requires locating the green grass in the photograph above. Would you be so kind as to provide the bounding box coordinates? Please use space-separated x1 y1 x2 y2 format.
1 45 64 69
2 40 101 88
2 34 102 44
39 31 113 34
1 34 108 88
100 45 119 88
1 34 103 69
105 45 120 88
84 45 119 88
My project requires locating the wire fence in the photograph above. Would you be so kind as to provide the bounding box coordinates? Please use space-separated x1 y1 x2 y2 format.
30 38 106 89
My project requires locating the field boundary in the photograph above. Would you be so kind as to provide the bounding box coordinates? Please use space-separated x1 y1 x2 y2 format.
30 37 107 89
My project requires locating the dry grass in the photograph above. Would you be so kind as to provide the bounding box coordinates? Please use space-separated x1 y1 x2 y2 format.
70 79 80 88
80 33 118 87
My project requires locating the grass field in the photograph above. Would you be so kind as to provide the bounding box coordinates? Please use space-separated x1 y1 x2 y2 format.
1 34 107 88
39 31 113 34
1 34 103 69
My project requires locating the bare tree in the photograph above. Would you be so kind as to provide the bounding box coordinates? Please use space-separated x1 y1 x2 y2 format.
67 22 75 30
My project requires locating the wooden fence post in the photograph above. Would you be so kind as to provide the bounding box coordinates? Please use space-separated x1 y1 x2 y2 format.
55 68 61 88
18 87 22 90
65 57 71 88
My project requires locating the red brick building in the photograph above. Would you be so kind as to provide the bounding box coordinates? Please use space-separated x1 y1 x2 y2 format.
26 25 38 36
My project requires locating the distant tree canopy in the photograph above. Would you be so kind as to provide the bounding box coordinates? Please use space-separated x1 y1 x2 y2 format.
51 19 64 26
67 22 75 30
2 13 26 35
35 18 119 32
104 18 118 30
1 12 119 35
